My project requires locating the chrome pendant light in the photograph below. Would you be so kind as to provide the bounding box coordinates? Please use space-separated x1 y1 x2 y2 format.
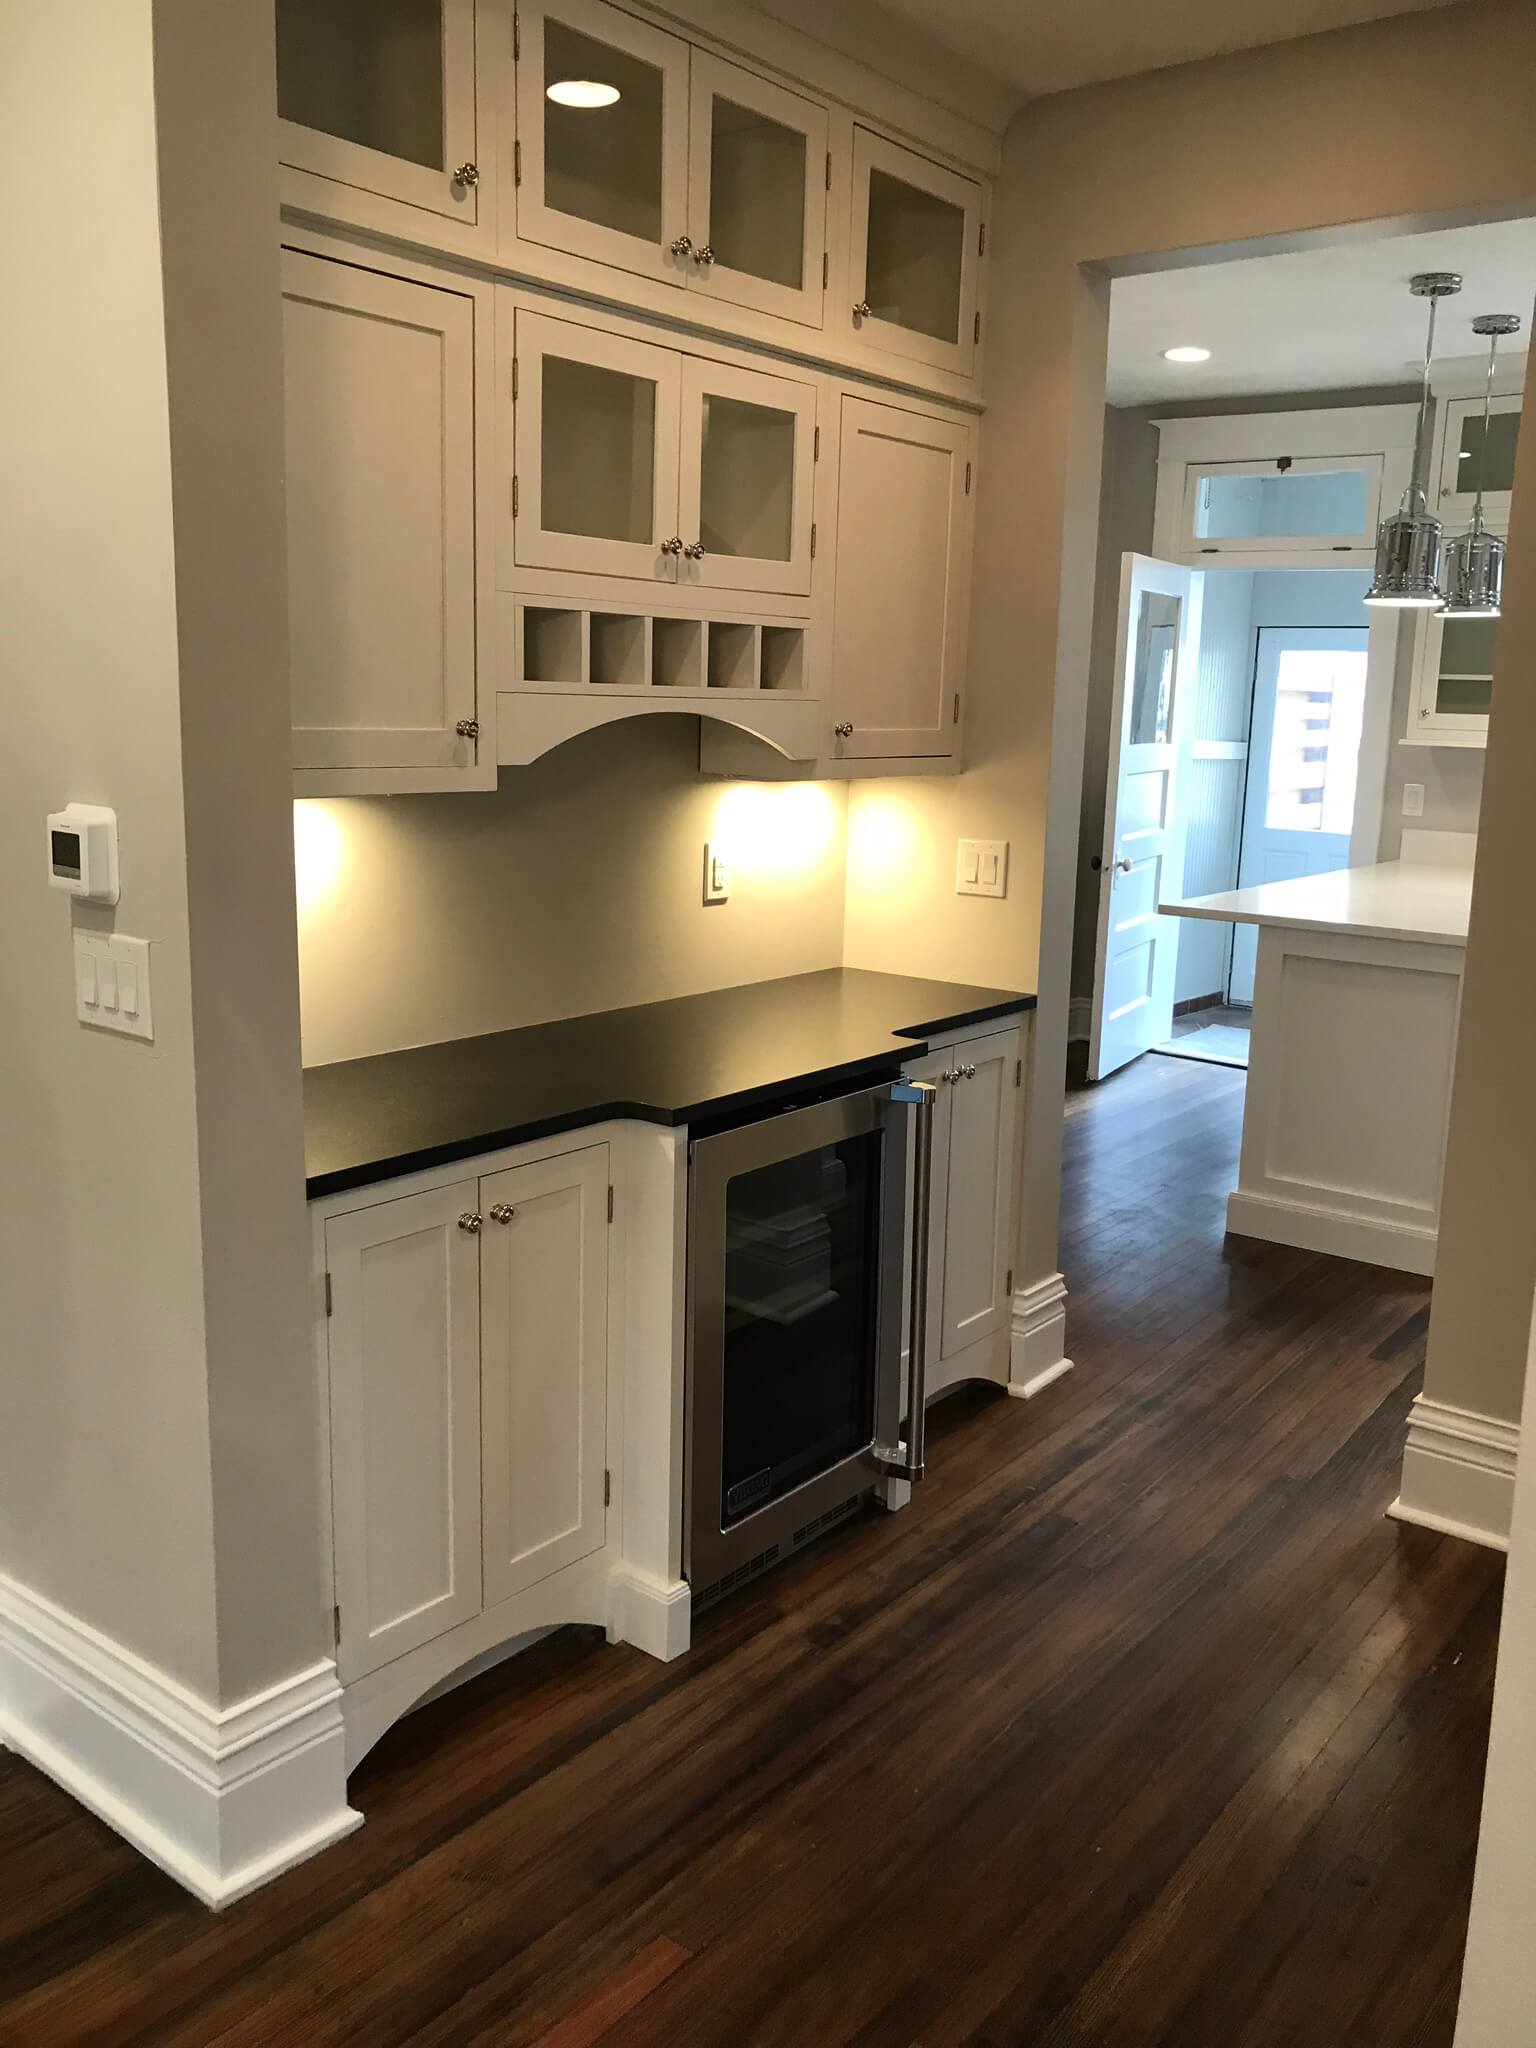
1442 311 1521 617
1366 271 1462 608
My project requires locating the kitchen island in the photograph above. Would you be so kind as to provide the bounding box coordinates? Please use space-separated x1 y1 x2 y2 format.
1162 861 1472 1275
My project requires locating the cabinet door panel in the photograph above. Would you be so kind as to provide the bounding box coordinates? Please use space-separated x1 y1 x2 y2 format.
938 1034 1019 1363
516 0 690 287
1436 392 1521 532
480 1146 609 1607
850 128 981 377
326 1184 483 1681
277 0 479 226
832 398 972 759
687 54 828 329
283 250 479 770
512 311 682 583
677 358 817 597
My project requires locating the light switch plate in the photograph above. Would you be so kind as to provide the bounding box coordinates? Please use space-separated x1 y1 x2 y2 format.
1401 782 1426 818
956 838 1009 899
75 932 153 1040
703 842 730 905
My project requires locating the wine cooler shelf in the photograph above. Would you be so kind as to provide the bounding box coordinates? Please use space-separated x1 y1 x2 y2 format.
518 604 809 695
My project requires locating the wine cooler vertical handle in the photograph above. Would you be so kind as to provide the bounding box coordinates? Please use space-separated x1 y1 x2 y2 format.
880 1078 935 1482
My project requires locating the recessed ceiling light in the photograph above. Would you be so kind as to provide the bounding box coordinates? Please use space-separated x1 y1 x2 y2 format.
546 79 621 107
1163 345 1212 364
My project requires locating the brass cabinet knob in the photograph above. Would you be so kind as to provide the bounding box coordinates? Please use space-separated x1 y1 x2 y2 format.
458 1212 483 1234
453 161 479 190
455 718 480 741
489 1204 515 1225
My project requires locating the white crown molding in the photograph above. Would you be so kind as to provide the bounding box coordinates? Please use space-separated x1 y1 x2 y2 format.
0 1572 359 1907
1008 1272 1072 1400
1389 1395 1519 1553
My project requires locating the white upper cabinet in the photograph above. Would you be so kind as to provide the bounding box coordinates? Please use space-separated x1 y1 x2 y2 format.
1435 391 1522 533
685 55 829 329
276 0 487 243
283 247 486 781
849 128 983 378
830 396 974 761
1405 610 1497 749
677 356 818 597
514 0 690 288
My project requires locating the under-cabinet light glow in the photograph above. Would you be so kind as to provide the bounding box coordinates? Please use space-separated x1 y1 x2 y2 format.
546 79 621 107
1162 345 1212 364
712 782 839 884
293 802 348 916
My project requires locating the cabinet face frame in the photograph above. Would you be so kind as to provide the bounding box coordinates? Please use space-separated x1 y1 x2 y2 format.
514 0 691 288
325 1181 485 1681
848 127 982 378
830 394 973 762
685 52 830 330
278 0 485 239
512 309 684 582
676 357 819 596
282 245 488 780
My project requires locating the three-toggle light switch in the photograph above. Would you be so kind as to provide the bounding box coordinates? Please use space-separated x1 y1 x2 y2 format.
74 932 154 1041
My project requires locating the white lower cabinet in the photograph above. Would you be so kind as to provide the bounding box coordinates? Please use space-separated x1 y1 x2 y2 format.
906 1025 1022 1397
324 1144 609 1684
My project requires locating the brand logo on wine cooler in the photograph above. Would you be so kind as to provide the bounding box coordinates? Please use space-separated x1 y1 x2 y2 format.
726 1468 774 1516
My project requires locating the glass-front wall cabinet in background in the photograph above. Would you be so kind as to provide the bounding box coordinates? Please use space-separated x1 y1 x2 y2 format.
276 0 481 227
1436 392 1522 530
1408 611 1498 746
849 127 982 377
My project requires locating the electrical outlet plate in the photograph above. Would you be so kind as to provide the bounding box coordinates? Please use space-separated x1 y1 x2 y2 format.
956 838 1009 899
1401 783 1426 819
703 842 730 905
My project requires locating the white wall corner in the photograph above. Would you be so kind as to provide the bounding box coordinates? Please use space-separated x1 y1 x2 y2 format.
1388 1394 1519 1552
606 1567 692 1663
0 1573 360 1908
1067 998 1094 1045
1008 1273 1073 1400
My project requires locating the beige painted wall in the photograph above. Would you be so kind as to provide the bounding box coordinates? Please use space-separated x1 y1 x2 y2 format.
298 716 850 1066
0 0 324 1705
843 1 1536 1316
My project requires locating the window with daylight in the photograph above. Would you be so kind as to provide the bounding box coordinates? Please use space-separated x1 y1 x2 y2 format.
1262 647 1369 834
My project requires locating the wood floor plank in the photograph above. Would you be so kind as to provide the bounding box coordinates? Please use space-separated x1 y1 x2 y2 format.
0 1056 1502 2047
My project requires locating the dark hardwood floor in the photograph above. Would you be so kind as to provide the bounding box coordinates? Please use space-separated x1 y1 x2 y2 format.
0 1054 1503 2046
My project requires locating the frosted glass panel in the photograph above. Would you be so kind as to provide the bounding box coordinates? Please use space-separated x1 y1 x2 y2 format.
541 356 655 544
1456 410 1520 497
699 395 795 561
709 98 806 289
1129 593 1180 746
544 21 664 244
277 0 445 168
1196 468 1369 540
1436 616 1496 717
865 169 964 344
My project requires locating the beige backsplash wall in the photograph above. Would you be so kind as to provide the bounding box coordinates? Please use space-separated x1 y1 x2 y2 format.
296 714 850 1066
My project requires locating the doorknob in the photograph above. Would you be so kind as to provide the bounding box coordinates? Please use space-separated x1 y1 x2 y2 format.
1093 853 1132 875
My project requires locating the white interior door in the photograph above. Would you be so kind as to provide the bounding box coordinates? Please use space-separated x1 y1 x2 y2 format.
1088 555 1203 1081
1228 626 1370 1004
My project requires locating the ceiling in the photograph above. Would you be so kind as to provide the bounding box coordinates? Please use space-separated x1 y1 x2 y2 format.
767 0 1467 109
1107 217 1536 407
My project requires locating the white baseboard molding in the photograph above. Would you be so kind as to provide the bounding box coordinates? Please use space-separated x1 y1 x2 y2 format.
1226 1188 1437 1278
607 1568 691 1662
1008 1272 1073 1400
1067 997 1093 1045
0 1572 359 1907
1389 1395 1519 1553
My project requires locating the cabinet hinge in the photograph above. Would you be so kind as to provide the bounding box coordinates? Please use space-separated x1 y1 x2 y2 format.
825 151 832 191
974 310 982 345
604 1468 612 1507
324 1272 332 1317
512 355 518 402
810 521 817 560
1006 1267 1014 1297
607 1184 614 1224
1014 1058 1022 1088
822 251 829 290
979 220 987 257
965 460 972 495
512 474 519 519
514 138 522 187
513 8 520 60
813 425 820 462
953 692 961 725
332 1604 341 1648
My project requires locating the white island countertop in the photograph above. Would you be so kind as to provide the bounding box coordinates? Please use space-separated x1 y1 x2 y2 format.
1160 860 1472 948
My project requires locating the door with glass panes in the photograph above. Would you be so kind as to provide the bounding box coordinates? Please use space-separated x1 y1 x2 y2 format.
276 0 482 227
849 128 983 378
676 358 817 597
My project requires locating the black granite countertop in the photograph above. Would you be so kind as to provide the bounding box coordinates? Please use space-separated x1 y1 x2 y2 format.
304 968 1035 1199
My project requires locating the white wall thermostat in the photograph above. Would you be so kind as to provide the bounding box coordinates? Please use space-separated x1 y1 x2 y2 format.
48 803 119 905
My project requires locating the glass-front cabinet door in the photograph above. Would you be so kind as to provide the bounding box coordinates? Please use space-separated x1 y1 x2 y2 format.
1436 393 1522 532
1178 455 1384 556
1408 611 1496 748
676 360 817 596
849 128 983 378
685 55 829 329
276 0 481 227
515 0 690 287
512 312 682 581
